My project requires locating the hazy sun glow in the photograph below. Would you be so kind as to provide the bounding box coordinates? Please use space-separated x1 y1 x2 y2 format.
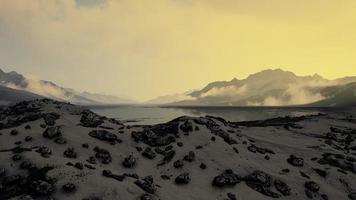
0 0 355 101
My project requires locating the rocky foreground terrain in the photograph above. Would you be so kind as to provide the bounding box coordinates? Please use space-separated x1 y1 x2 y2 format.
0 99 356 200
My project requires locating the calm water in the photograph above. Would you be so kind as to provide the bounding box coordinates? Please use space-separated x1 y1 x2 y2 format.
90 106 323 125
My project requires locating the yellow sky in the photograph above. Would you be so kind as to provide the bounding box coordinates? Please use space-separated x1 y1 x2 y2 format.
0 0 355 100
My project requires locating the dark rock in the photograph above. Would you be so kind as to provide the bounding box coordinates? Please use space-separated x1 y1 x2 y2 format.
183 151 195 162
200 163 207 170
62 183 76 193
35 146 52 157
211 136 216 141
157 150 176 166
84 164 96 170
88 130 119 144
102 170 125 182
54 137 66 144
274 179 291 196
175 172 190 184
180 120 193 132
14 141 22 145
122 155 137 168
63 147 77 158
82 143 89 148
136 146 143 152
248 144 275 154
227 193 237 200
75 162 84 170
141 194 157 200
287 155 304 167
43 126 62 139
313 168 328 178
304 181 320 192
123 173 139 179
174 160 184 168
177 142 183 147
25 125 31 129
86 156 97 164
24 136 33 142
245 170 280 198
93 147 112 164
12 154 22 161
30 180 55 196
349 193 356 200
300 171 310 179
131 122 179 146
10 129 19 136
80 110 104 127
318 153 356 173
212 169 242 187
142 147 156 159
134 176 156 194
20 160 36 170
43 112 60 126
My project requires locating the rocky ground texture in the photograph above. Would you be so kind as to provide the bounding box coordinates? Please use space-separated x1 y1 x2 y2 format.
0 99 356 200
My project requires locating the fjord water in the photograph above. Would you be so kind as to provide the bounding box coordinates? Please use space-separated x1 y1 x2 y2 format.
90 105 322 125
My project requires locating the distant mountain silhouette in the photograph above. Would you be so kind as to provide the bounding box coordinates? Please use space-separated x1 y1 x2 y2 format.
0 68 134 105
150 69 356 107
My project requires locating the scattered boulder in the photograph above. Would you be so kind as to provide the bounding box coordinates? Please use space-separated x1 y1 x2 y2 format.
287 155 304 167
102 170 125 182
180 120 193 132
93 147 112 164
183 151 195 162
122 155 137 168
43 126 62 139
305 181 320 192
63 147 77 158
134 176 156 194
43 112 60 126
80 110 104 127
175 172 190 184
142 147 156 159
212 169 242 187
54 137 66 144
35 146 52 158
174 160 184 168
88 130 120 144
245 170 280 198
62 183 76 193
274 179 291 196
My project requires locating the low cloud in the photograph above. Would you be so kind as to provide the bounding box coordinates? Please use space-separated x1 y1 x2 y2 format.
4 78 67 100
200 85 247 98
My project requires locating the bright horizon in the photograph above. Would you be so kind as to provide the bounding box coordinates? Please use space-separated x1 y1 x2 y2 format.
1 0 356 101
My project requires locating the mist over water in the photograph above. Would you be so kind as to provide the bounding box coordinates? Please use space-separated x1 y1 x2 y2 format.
90 106 322 125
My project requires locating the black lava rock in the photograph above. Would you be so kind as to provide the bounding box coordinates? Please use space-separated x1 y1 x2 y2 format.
305 181 320 192
134 176 156 194
212 169 242 187
142 147 156 160
183 151 195 162
122 155 137 168
174 160 184 168
88 130 119 144
287 155 304 167
43 126 62 139
62 183 76 193
63 147 77 158
175 172 190 184
94 147 112 164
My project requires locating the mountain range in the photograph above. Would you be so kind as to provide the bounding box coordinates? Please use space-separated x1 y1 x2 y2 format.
1 68 356 107
0 68 134 106
148 69 356 107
